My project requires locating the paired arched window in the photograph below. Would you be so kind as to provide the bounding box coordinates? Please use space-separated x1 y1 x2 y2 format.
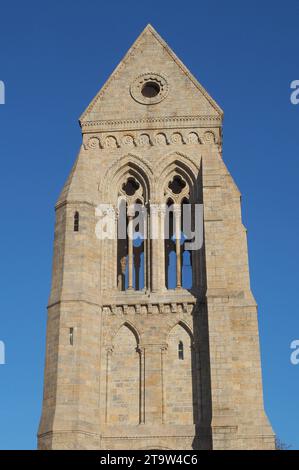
114 166 198 293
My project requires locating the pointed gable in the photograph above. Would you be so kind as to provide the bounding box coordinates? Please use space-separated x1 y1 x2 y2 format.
79 24 222 131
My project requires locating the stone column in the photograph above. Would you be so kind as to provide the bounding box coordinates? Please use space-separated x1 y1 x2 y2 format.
138 346 146 424
160 345 167 424
159 204 166 290
141 204 147 291
150 204 160 292
105 346 114 424
174 204 182 288
127 210 134 290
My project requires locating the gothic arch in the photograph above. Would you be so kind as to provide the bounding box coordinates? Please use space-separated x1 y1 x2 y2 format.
166 319 193 342
159 154 201 290
114 321 140 345
107 322 140 425
99 154 153 292
100 153 154 202
108 320 141 347
156 152 201 203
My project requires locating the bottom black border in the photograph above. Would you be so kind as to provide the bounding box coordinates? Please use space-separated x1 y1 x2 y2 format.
0 449 297 465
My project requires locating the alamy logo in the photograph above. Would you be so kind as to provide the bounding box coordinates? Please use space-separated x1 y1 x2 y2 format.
290 80 299 105
0 81 5 104
95 202 204 250
290 340 299 365
0 341 5 365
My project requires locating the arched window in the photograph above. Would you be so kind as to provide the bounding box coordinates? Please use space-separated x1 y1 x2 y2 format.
164 175 193 289
117 175 148 292
74 211 79 232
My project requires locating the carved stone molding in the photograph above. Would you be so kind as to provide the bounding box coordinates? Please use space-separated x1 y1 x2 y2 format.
84 129 219 152
81 114 222 133
102 301 196 316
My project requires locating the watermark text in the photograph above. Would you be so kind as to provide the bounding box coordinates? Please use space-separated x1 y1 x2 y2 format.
290 80 299 105
0 81 5 104
0 341 5 365
290 340 299 365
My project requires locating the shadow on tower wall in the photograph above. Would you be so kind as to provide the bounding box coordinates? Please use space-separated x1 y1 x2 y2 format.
189 168 213 450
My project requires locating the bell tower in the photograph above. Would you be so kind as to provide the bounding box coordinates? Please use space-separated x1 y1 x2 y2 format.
38 24 275 450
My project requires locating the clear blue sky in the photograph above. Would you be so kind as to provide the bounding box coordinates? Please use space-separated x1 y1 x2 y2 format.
0 0 298 450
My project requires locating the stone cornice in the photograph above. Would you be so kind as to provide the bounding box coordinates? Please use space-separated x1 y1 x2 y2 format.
55 199 97 211
47 299 101 309
101 301 197 316
80 114 222 133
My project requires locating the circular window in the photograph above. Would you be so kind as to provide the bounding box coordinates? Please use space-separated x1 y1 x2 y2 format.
130 73 168 104
141 81 160 98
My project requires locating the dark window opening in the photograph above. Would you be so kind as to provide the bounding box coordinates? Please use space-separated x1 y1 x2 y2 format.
141 81 160 98
122 178 140 196
168 175 186 194
178 341 184 360
74 211 79 232
69 327 74 346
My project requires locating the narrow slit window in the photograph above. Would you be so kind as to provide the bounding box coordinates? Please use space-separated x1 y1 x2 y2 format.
74 211 79 232
69 327 74 345
178 340 184 360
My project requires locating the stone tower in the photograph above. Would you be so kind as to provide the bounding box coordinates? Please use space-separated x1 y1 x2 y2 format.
38 25 274 450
